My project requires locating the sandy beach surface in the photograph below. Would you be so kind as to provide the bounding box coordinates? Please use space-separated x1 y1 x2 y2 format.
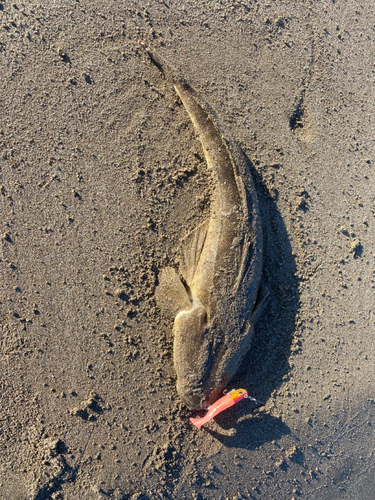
1 1 374 498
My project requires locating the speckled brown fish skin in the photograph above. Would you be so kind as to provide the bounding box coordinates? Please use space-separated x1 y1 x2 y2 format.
141 42 263 410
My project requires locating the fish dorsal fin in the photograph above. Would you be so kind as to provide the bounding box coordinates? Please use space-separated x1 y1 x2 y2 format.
155 267 192 318
179 219 209 286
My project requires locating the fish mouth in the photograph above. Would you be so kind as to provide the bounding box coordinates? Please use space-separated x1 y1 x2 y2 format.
177 379 225 410
176 380 206 410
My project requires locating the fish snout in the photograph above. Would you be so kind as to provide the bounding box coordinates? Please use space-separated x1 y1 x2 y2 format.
176 379 208 410
176 372 226 410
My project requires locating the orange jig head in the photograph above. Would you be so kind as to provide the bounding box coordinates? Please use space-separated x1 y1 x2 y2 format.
190 389 251 429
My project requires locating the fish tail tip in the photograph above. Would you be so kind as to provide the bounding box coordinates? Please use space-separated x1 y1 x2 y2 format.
137 41 167 77
138 40 148 50
190 417 204 429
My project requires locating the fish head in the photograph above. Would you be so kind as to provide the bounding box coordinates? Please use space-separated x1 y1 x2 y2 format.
173 303 209 409
173 305 255 410
173 304 230 410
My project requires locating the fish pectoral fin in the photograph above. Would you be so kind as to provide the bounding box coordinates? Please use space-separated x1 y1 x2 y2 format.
155 267 192 318
179 219 209 285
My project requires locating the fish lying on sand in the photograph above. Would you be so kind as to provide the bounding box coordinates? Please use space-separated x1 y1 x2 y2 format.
139 41 264 410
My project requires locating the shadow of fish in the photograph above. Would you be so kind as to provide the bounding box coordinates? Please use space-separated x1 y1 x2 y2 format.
139 42 263 410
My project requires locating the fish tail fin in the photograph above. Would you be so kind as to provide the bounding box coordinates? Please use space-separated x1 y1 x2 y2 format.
138 40 180 85
189 416 207 429
190 406 216 428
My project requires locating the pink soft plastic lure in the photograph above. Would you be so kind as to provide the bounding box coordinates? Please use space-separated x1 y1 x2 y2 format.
190 389 256 429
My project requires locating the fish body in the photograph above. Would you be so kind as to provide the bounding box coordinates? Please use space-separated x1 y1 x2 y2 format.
140 42 263 410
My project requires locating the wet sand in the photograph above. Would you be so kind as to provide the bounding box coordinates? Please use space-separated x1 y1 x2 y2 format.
1 1 374 498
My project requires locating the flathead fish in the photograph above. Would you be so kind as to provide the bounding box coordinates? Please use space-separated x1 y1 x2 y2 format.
139 41 263 410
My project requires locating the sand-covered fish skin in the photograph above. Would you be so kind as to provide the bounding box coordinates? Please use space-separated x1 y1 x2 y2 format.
140 41 263 410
